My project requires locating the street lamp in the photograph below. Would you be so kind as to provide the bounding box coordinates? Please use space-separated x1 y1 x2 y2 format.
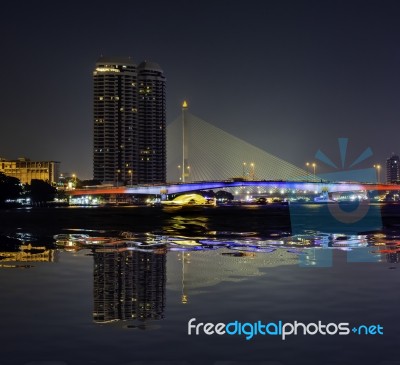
373 164 381 183
305 162 311 181
306 162 317 181
250 162 255 180
177 165 182 182
128 170 133 185
187 166 191 181
242 162 247 178
312 163 316 181
116 169 121 187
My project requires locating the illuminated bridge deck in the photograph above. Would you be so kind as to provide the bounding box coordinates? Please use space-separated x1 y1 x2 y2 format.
68 181 400 197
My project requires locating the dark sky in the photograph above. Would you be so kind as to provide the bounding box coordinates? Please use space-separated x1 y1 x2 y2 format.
1 0 400 179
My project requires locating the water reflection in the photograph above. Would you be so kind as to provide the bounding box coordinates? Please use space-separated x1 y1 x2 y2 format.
93 249 166 325
4 228 400 269
0 244 56 262
386 252 400 263
171 248 300 304
163 215 209 235
2 227 400 325
3 207 400 364
0 234 57 268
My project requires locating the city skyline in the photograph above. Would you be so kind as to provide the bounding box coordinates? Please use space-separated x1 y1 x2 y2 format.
1 1 400 179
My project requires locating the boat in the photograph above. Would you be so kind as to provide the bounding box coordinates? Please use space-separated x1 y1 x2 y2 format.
161 193 216 212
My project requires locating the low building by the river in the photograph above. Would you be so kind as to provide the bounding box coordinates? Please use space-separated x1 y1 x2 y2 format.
0 157 60 184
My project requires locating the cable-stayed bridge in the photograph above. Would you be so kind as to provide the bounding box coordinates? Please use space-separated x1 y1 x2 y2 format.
71 107 396 198
167 110 312 182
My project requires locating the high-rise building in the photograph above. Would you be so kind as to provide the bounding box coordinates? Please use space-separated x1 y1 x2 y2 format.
137 61 166 184
93 57 137 185
93 57 166 185
386 154 400 183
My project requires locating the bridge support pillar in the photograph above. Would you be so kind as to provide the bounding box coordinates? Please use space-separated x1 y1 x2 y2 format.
160 189 168 201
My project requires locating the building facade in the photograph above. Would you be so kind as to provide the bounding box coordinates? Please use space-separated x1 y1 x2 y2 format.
386 154 400 183
93 57 166 185
0 158 60 184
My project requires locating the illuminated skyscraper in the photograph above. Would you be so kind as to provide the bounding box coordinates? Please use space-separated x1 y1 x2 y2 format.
93 57 166 185
137 61 166 184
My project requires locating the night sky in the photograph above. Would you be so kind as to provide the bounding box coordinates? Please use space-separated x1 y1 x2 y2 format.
1 0 400 179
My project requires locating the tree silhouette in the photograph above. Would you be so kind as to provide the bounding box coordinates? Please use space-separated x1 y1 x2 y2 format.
216 190 234 201
0 173 22 204
28 179 56 204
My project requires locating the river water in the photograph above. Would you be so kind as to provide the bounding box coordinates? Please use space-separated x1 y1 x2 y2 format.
0 205 399 365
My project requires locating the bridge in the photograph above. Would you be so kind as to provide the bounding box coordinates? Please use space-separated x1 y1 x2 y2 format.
69 180 400 198
72 105 391 199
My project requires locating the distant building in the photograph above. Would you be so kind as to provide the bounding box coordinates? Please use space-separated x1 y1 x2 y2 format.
93 57 166 185
386 154 400 183
0 158 60 184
